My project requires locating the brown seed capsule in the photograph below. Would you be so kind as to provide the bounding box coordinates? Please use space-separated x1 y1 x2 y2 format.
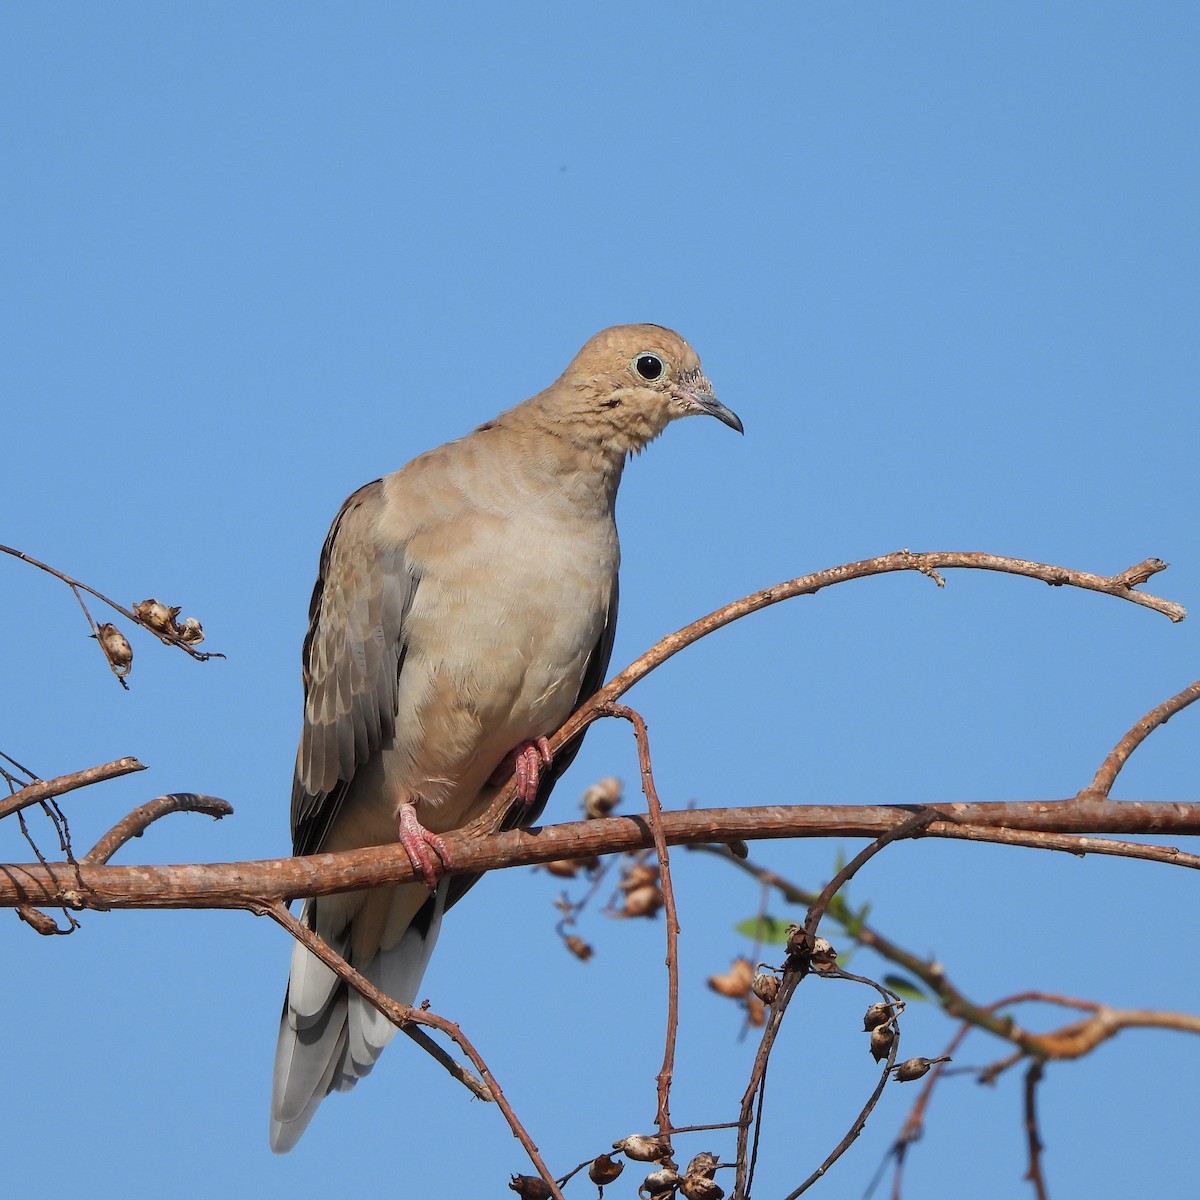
810 936 838 968
891 1055 952 1082
176 615 205 645
745 996 766 1027
679 1174 725 1200
620 883 664 918
751 972 780 1005
563 934 594 961
582 776 623 818
508 1174 553 1199
639 1167 681 1196
93 622 133 676
613 1133 674 1163
784 923 810 956
544 859 582 878
870 1024 896 1062
863 1001 893 1031
708 957 753 999
684 1152 720 1178
589 1153 625 1185
133 598 182 636
621 863 660 890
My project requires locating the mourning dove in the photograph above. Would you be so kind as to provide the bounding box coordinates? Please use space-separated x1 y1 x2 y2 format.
270 324 741 1151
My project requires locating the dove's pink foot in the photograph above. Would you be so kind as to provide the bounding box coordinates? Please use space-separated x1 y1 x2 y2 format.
489 736 553 805
398 802 451 890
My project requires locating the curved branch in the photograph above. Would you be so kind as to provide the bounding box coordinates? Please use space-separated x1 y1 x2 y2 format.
83 793 234 864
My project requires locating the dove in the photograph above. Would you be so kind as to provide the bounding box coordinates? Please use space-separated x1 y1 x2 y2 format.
270 324 741 1151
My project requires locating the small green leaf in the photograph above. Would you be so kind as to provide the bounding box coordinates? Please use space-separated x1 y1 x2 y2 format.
734 916 793 945
844 901 872 937
883 974 927 1002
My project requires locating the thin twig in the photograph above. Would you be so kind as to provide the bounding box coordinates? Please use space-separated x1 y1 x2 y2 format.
258 900 564 1200
781 970 904 1199
1023 1061 1049 1200
0 758 145 822
1085 680 1200 797
0 543 222 661
83 794 234 864
600 702 680 1135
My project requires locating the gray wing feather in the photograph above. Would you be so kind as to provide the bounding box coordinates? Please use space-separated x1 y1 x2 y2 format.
291 479 419 857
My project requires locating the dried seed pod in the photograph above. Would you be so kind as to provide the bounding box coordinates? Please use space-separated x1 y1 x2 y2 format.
582 776 622 818
684 1152 720 1178
508 1174 553 1199
863 1001 893 1031
869 1024 896 1062
620 863 660 891
589 1153 625 1185
784 923 809 956
93 622 133 677
810 935 837 967
708 957 754 999
751 971 780 1005
176 615 205 645
133 598 182 635
679 1173 724 1200
639 1166 681 1197
620 883 664 918
745 996 766 1027
563 934 593 961
613 1133 674 1163
891 1055 952 1082
544 858 582 878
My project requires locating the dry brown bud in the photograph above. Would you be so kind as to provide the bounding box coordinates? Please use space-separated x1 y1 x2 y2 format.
613 1133 674 1163
862 1001 893 1031
869 1024 896 1062
751 971 780 1005
508 1174 553 1199
589 1153 625 1185
564 934 593 961
746 995 766 1026
708 957 754 999
544 858 583 878
891 1055 951 1082
639 1167 681 1197
93 622 133 676
582 776 623 818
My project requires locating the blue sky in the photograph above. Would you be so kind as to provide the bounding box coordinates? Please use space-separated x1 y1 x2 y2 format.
3 4 1197 1197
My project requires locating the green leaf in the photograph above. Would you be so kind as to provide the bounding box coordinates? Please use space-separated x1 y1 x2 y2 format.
883 974 927 1002
734 915 793 945
844 901 872 938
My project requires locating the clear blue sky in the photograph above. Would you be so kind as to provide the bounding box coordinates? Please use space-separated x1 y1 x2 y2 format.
3 4 1197 1197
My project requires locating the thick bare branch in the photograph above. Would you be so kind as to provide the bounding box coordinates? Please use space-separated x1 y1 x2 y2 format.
3 796 1199 912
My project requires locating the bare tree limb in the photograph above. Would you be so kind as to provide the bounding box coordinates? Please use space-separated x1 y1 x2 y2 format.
5 794 1197 913
83 793 234 864
0 758 145 822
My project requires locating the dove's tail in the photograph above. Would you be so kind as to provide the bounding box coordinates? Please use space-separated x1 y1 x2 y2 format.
269 879 448 1153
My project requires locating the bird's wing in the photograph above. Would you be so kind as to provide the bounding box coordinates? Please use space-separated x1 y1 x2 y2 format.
291 478 419 857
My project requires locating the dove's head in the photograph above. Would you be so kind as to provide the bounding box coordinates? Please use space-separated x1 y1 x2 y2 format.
548 324 742 457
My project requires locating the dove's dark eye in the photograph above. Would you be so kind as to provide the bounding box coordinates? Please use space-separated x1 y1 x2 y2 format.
634 353 665 381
